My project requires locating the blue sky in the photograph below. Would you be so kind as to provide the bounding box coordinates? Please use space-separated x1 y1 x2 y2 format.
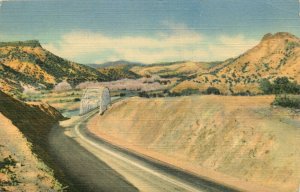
0 0 299 64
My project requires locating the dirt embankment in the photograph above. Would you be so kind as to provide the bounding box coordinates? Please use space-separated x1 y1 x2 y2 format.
0 91 64 150
0 114 63 191
88 95 300 192
0 90 65 191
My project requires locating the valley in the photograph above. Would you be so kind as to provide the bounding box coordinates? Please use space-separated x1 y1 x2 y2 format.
0 32 299 192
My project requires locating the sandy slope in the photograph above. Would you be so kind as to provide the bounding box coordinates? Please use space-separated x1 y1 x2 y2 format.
88 95 300 192
0 114 62 191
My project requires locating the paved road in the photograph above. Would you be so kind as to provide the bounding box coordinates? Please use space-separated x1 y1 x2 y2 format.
49 110 240 192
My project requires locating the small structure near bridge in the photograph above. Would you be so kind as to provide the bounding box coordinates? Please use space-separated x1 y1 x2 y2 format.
80 87 111 115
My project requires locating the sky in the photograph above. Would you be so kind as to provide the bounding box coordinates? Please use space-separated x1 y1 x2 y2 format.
0 0 299 64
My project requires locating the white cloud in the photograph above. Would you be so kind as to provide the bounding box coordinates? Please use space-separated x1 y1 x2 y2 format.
44 28 206 64
208 35 259 60
44 25 259 64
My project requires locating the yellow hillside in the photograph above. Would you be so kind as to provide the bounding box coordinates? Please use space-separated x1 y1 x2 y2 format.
173 32 300 94
0 40 108 97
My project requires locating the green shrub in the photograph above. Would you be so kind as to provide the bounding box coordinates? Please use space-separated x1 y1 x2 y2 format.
273 77 299 94
260 77 300 94
263 63 270 71
138 91 150 98
205 87 220 95
232 90 252 96
73 98 81 102
168 88 200 97
272 95 300 109
286 41 300 50
242 62 249 73
180 88 200 96
119 93 126 97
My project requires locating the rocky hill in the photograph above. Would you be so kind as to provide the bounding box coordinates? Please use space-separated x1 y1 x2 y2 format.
172 32 300 94
87 60 143 80
0 40 108 96
97 65 141 80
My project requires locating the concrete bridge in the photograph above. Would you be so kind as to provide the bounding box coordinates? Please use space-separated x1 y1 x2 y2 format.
79 87 111 115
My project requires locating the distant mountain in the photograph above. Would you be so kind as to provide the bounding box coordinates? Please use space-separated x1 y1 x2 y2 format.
86 60 144 81
0 40 109 96
172 32 300 94
92 60 221 81
90 60 145 68
131 61 222 78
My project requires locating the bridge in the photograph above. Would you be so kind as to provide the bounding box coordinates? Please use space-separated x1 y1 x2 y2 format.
79 87 111 115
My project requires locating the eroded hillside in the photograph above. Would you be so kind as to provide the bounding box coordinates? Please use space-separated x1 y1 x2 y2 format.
0 40 108 96
88 96 300 192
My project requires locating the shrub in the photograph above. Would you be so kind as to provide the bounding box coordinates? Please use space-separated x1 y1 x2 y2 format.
205 87 220 95
242 62 249 73
233 90 251 96
263 63 270 71
286 41 300 50
260 77 300 94
180 88 200 96
232 72 236 78
272 95 300 109
138 91 150 98
119 93 126 97
73 98 81 102
273 77 299 94
167 88 200 97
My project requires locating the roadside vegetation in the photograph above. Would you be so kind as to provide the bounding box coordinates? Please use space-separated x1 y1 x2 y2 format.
272 94 300 109
260 77 300 109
